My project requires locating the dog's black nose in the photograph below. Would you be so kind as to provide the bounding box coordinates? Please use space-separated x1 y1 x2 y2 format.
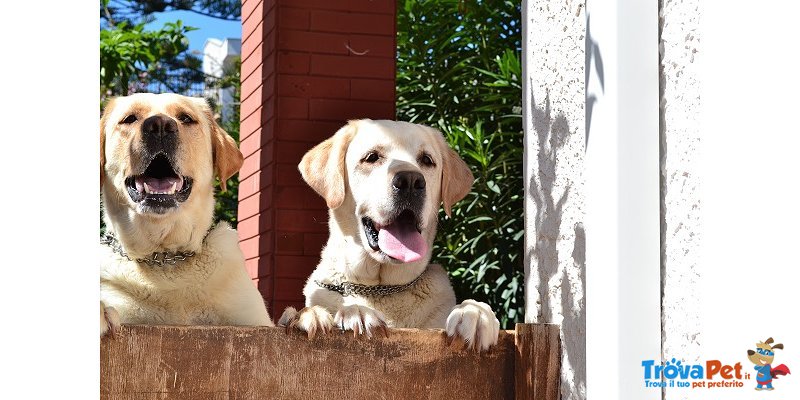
393 171 426 195
141 114 178 154
142 114 178 137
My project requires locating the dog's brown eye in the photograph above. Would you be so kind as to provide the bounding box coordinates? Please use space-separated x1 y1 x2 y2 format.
120 114 137 124
363 152 380 163
178 113 195 124
420 154 435 167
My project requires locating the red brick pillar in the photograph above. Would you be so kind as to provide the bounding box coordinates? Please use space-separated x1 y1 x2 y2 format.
239 0 396 321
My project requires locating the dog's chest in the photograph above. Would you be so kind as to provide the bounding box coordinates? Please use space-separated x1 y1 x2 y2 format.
146 290 226 325
101 248 232 325
350 288 440 328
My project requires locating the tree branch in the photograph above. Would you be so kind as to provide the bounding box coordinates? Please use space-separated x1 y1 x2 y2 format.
103 2 117 26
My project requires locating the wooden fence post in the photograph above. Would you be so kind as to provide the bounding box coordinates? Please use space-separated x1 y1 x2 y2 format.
515 323 561 400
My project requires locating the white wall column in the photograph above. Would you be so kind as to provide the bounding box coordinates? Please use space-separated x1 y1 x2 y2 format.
522 1 587 399
660 1 702 399
584 0 661 398
523 0 661 399
585 0 661 400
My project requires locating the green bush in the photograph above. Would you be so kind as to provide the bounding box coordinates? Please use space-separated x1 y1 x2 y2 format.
212 57 242 228
396 0 524 328
100 20 196 96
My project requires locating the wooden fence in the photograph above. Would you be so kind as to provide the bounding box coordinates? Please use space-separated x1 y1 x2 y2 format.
100 323 560 400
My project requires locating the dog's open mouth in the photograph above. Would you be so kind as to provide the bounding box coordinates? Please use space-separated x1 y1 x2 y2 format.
362 209 427 263
125 153 193 213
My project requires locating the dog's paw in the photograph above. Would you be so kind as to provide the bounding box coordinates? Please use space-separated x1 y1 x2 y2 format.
445 299 500 351
277 306 298 327
279 306 335 339
334 305 388 338
100 302 121 337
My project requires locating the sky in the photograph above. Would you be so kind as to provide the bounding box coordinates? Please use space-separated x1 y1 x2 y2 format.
145 10 242 56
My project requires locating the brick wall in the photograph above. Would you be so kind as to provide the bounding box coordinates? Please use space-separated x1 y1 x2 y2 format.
239 0 397 321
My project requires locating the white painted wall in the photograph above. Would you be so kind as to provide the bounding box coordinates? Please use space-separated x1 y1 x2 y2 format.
660 0 702 399
526 1 799 399
524 0 660 399
522 1 587 398
583 0 661 399
584 0 620 393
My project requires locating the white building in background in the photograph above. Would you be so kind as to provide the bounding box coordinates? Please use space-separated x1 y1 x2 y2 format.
203 38 241 124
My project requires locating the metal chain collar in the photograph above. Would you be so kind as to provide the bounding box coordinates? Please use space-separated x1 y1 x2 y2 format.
315 269 427 297
101 233 197 267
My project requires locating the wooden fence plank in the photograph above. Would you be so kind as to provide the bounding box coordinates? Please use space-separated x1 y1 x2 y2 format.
514 323 561 400
101 325 525 400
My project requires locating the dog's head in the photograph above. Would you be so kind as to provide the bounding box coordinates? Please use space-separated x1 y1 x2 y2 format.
300 120 473 264
100 93 242 217
747 337 783 366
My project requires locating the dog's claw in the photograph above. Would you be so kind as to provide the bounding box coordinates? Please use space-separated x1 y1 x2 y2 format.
464 337 476 352
334 305 388 338
280 306 334 339
277 306 296 328
379 322 389 338
306 325 318 340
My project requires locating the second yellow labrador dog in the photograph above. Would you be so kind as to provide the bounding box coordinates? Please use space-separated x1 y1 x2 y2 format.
100 93 273 335
280 119 500 351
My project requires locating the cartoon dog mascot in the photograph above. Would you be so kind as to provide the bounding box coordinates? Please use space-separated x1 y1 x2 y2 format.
747 337 791 390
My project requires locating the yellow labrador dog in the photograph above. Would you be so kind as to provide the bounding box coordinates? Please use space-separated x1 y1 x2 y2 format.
280 119 500 351
100 93 272 335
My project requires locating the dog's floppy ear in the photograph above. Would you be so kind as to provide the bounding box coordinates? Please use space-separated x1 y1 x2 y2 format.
437 132 474 217
772 343 784 350
299 121 357 209
99 98 116 189
211 121 243 192
197 99 243 192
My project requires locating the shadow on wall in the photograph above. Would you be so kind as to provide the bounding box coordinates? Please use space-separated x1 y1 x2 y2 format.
527 91 587 398
585 15 605 149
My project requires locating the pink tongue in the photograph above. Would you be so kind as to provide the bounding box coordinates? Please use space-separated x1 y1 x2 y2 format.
377 224 428 263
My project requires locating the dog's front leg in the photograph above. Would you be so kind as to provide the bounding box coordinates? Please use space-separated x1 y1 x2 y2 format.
100 301 121 337
334 304 389 338
445 299 500 351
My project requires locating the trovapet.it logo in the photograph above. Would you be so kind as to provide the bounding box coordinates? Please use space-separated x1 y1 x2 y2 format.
641 336 792 391
641 358 746 389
